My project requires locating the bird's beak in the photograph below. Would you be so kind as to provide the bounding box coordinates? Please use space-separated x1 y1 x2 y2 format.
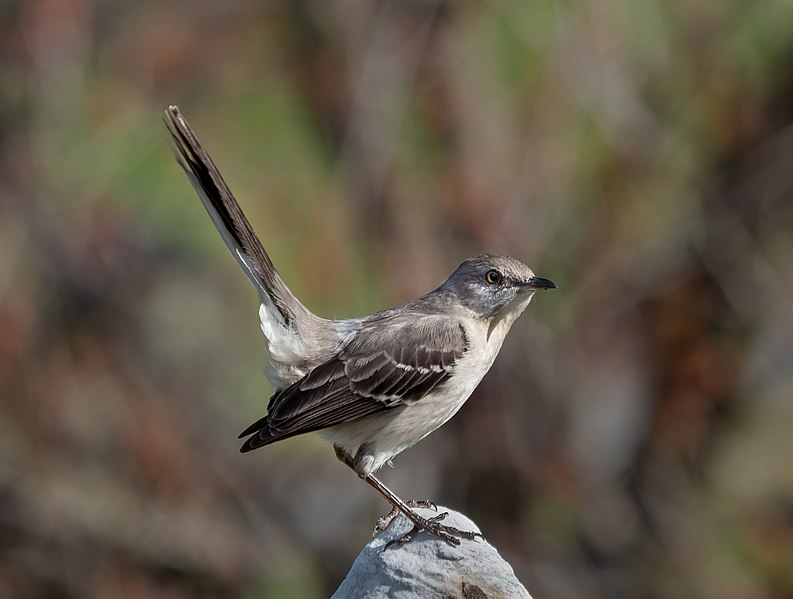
519 276 557 291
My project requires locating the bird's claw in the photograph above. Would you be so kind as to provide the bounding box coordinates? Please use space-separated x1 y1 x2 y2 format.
383 510 482 549
408 499 438 512
372 500 438 536
373 507 400 536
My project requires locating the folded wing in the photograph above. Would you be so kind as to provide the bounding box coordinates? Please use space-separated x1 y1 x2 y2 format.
239 315 468 451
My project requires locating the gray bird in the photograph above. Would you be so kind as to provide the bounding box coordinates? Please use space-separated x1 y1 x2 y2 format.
164 105 556 547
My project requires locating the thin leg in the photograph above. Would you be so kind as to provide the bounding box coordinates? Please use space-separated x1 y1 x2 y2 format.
333 445 480 547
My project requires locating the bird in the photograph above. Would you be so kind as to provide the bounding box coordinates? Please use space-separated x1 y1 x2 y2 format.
164 105 556 547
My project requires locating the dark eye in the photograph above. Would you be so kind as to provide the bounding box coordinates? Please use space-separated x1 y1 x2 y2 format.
485 269 502 285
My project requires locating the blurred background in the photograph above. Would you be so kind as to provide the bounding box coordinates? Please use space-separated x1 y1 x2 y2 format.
2 0 793 597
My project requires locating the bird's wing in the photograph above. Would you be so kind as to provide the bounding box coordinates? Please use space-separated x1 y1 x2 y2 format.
239 314 469 451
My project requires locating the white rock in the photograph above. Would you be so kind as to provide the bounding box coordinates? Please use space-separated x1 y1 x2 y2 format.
332 507 532 599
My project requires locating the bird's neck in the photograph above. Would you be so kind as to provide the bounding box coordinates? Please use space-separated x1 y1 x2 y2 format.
486 293 534 341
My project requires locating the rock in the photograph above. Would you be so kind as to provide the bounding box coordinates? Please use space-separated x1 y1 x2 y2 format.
332 506 532 599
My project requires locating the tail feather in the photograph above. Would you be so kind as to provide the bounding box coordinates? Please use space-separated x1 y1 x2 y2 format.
165 105 342 439
164 105 302 328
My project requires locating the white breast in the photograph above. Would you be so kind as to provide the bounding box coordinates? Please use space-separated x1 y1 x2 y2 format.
324 312 522 476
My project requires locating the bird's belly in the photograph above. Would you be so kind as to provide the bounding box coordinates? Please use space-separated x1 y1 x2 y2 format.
324 331 503 475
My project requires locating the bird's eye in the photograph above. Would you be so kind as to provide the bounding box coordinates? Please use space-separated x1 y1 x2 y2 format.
485 269 502 285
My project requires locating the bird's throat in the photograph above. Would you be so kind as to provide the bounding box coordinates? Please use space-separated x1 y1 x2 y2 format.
486 293 533 341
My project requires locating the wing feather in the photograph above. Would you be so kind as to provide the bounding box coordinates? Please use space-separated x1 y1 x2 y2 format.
239 315 468 452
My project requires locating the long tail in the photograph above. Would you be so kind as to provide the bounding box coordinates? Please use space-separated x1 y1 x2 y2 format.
164 105 311 329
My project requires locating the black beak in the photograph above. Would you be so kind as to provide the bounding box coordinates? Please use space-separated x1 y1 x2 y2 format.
524 276 557 290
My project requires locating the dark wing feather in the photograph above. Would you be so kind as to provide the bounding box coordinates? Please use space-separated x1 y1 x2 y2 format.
239 316 468 452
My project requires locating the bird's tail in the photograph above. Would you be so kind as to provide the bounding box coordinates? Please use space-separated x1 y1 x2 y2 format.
164 105 325 379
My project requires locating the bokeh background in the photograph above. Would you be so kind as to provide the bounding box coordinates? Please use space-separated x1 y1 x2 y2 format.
2 1 793 597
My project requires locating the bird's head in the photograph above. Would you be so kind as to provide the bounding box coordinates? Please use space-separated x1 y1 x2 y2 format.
441 254 556 321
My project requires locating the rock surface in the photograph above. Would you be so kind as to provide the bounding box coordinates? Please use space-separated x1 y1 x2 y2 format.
332 507 532 599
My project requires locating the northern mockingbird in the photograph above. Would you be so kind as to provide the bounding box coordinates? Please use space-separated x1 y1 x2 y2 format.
164 105 556 547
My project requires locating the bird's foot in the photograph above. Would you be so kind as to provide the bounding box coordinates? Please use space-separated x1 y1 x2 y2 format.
382 508 481 549
373 500 437 536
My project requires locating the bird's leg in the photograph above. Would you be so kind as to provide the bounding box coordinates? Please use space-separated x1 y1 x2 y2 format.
362 474 480 548
333 445 480 548
333 444 436 519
